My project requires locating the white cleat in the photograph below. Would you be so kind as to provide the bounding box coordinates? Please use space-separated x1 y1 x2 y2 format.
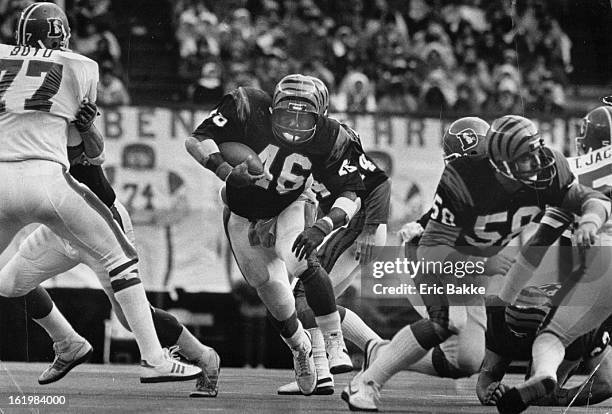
39 335 93 385
291 330 317 395
189 347 221 398
325 330 353 374
341 372 381 412
277 375 334 395
140 348 202 383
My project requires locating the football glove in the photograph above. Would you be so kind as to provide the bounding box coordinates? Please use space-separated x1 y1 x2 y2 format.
74 101 98 133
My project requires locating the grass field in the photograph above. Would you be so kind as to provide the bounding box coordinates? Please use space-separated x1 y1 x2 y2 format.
0 363 610 413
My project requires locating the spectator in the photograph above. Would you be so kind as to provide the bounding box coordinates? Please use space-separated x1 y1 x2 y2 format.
484 78 523 115
336 70 377 112
377 77 418 114
188 61 224 106
97 63 130 106
453 82 481 114
529 74 565 115
420 69 457 112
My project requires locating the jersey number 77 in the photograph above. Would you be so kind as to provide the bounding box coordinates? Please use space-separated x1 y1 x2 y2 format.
0 58 63 113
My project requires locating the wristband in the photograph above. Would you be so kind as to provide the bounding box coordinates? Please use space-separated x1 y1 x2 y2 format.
313 217 334 235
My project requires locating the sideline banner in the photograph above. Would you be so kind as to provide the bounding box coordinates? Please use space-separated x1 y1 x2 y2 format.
0 107 581 293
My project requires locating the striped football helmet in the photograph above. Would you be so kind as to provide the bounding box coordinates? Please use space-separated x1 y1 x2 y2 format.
442 117 490 163
16 2 71 50
272 74 321 146
486 115 556 190
575 105 612 155
308 76 329 116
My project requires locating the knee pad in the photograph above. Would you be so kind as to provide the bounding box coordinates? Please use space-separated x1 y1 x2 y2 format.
410 318 452 350
150 306 184 347
432 346 477 379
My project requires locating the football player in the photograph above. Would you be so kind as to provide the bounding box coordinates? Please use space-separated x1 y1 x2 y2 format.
478 285 612 407
3 100 220 395
0 2 200 383
277 77 389 395
495 108 612 413
185 74 364 395
344 115 609 411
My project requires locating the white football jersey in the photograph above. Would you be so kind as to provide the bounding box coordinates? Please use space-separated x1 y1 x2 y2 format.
0 44 98 167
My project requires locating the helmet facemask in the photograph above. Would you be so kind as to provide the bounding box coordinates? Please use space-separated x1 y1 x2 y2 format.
491 139 557 190
271 105 318 145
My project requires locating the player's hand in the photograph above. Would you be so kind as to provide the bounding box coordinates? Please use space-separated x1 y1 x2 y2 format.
574 222 599 249
483 253 515 276
74 101 98 133
292 226 327 261
478 381 509 405
225 157 264 188
355 224 378 264
397 221 424 243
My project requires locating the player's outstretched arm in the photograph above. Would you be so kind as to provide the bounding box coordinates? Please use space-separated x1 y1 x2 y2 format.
476 349 511 406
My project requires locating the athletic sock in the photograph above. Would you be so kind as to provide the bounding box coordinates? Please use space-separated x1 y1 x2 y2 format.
308 328 331 379
114 282 163 365
33 304 76 343
364 325 428 386
315 311 342 337
282 320 308 349
176 327 210 362
341 308 381 349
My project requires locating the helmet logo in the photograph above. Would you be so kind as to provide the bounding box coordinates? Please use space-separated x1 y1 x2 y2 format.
47 18 64 38
456 128 479 151
288 102 306 111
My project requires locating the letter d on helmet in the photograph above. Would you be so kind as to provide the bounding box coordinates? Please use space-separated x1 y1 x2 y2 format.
16 2 71 50
272 74 321 146
486 115 556 190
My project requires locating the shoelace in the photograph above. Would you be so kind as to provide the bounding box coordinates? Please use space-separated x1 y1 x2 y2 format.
295 346 310 374
165 345 182 361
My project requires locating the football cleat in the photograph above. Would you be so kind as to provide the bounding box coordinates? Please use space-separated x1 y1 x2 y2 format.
38 335 93 385
341 372 381 412
325 330 353 374
277 375 334 395
189 347 221 398
140 348 202 383
291 330 317 395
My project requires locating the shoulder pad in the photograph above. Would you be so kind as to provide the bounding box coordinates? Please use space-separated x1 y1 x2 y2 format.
326 123 358 165
229 87 272 125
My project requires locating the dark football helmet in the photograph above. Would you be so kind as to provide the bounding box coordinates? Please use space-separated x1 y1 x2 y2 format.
16 2 71 50
271 74 321 146
487 115 556 190
575 105 612 155
442 117 490 162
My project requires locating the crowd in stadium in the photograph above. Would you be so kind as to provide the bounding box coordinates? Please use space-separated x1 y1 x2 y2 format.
173 0 572 114
0 0 582 114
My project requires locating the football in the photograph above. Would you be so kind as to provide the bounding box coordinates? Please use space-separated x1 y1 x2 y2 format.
219 142 264 175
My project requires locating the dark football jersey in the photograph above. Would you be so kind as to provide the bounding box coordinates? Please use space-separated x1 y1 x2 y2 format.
313 124 389 217
192 87 365 220
67 143 116 208
421 149 577 257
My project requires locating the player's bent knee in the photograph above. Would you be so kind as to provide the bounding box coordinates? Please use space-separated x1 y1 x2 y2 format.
455 350 484 376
